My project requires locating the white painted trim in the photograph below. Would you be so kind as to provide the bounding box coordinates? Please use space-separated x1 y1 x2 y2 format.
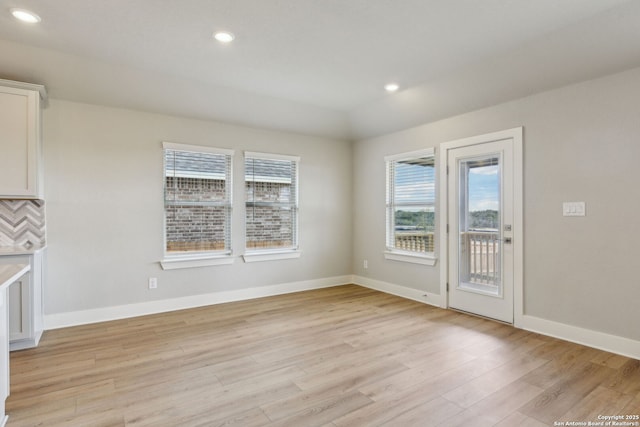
512 128 524 327
162 141 234 156
0 264 30 289
160 255 235 270
242 250 301 263
438 127 523 325
44 275 352 330
354 275 640 359
353 275 443 308
0 77 47 102
439 128 521 151
384 147 435 162
41 273 640 360
244 151 301 162
438 141 450 306
383 251 437 266
9 330 42 351
520 315 640 360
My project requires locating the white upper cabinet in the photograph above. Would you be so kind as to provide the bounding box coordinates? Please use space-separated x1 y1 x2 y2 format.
0 79 47 199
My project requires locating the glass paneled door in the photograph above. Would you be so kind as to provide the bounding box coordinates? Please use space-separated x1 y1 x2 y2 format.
447 139 514 323
458 155 501 296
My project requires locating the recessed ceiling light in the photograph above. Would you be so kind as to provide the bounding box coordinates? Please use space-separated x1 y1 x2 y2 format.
384 83 400 93
213 31 235 43
10 8 41 24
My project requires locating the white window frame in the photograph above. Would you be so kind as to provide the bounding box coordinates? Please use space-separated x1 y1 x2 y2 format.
384 147 437 266
243 151 301 263
160 142 235 270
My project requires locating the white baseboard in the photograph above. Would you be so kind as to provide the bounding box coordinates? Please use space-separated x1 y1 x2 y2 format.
44 274 640 360
353 275 640 360
44 275 352 330
352 275 443 308
520 314 640 360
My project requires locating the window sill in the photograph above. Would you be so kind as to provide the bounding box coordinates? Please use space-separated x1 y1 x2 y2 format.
160 254 235 270
384 251 437 266
242 250 301 263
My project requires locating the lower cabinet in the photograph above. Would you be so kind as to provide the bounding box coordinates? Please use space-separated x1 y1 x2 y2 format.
0 250 44 351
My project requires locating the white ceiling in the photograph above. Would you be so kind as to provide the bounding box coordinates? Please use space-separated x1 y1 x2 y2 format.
1 0 639 139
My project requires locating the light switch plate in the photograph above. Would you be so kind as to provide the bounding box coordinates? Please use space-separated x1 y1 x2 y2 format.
563 202 586 217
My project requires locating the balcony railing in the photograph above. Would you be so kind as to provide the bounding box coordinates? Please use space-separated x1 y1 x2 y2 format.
393 230 500 290
461 230 500 287
394 232 435 253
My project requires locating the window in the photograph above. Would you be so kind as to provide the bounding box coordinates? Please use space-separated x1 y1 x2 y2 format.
385 148 436 265
244 152 299 258
162 142 233 266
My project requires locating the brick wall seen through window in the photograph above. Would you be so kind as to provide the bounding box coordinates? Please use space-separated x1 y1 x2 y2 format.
245 153 299 251
164 144 233 255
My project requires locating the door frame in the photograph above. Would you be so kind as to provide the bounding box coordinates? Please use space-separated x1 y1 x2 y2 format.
438 127 524 327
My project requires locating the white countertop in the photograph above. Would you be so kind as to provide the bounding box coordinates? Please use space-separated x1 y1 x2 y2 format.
0 264 30 290
0 245 46 256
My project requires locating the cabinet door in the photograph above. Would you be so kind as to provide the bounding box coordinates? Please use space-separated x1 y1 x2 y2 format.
0 256 34 346
8 276 31 342
0 85 40 198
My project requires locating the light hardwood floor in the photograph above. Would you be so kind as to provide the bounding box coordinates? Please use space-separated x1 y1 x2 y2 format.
6 285 640 426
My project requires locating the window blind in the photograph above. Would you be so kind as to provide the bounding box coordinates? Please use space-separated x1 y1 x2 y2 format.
245 153 299 251
386 150 435 254
164 146 233 254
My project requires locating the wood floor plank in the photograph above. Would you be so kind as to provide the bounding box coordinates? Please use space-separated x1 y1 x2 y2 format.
591 351 632 369
5 284 639 426
3 398 77 425
435 408 496 427
448 380 544 425
621 392 640 415
520 362 619 424
556 385 633 423
441 354 547 408
266 391 372 427
261 380 361 422
294 358 408 392
519 387 584 425
358 353 505 403
332 391 442 427
606 358 640 395
184 407 272 427
493 412 549 427
358 349 478 401
378 396 463 427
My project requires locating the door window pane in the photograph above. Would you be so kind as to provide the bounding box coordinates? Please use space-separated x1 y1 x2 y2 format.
458 155 501 295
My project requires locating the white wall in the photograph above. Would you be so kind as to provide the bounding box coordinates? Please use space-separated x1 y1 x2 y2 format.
43 100 353 319
39 66 640 353
353 66 640 343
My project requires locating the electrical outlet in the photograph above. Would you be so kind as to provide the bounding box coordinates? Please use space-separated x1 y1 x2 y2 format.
363 259 368 269
148 277 158 289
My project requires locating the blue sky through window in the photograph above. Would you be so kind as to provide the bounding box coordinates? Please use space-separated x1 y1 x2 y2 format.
392 160 497 212
468 164 499 212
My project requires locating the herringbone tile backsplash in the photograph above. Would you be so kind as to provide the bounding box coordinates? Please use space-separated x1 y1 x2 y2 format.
0 200 46 247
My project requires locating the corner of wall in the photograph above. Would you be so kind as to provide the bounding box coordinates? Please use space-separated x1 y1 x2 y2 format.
352 275 443 308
